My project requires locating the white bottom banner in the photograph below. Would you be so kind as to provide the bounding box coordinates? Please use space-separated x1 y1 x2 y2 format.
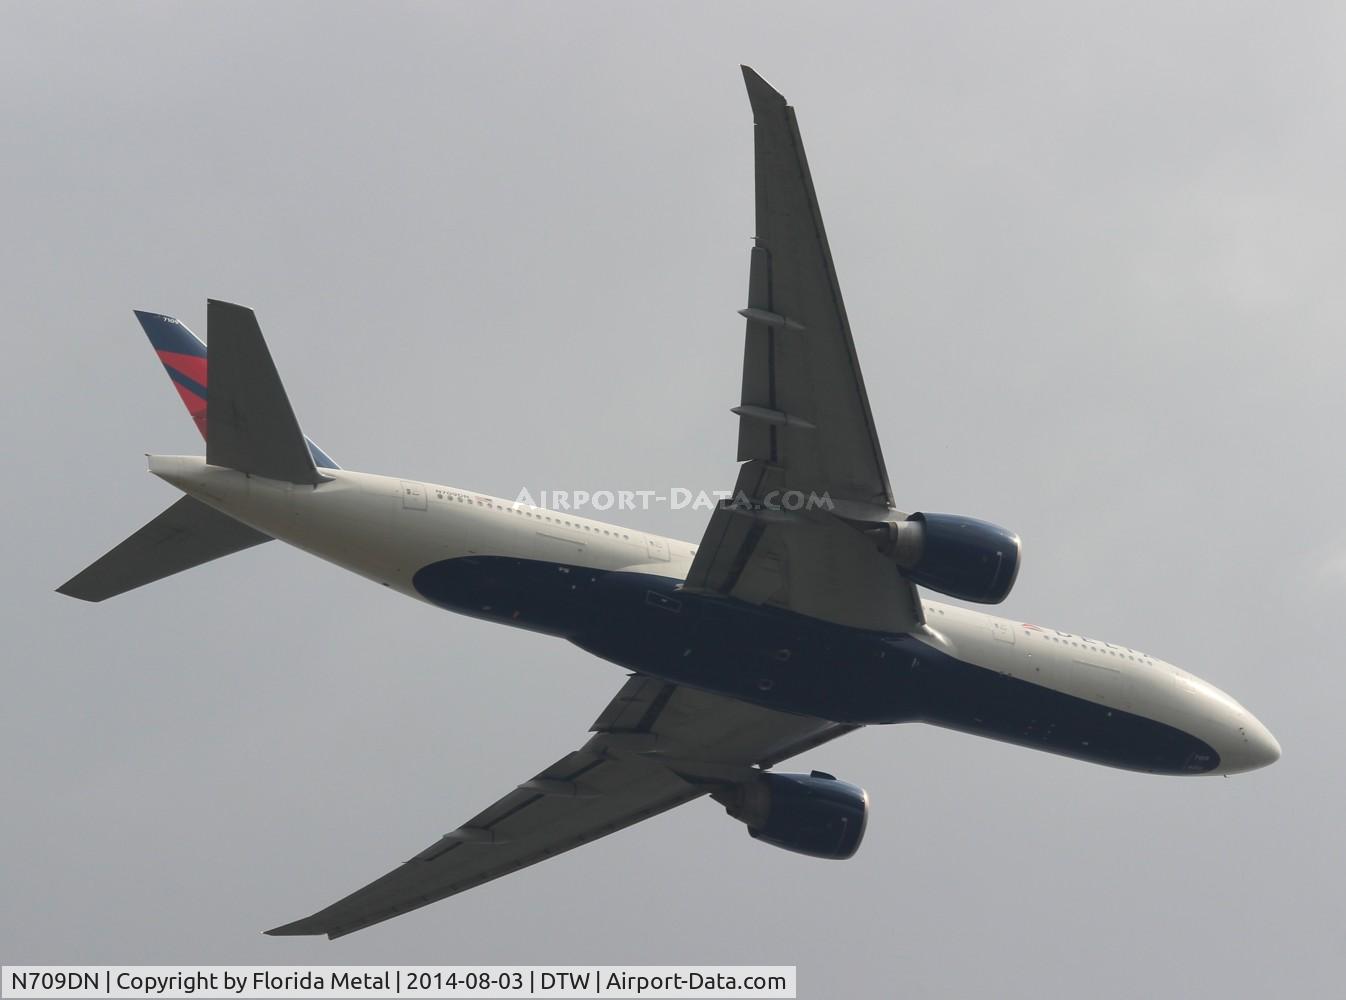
1 966 795 999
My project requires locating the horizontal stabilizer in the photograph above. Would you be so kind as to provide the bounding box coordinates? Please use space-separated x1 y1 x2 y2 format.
56 497 270 602
206 299 326 485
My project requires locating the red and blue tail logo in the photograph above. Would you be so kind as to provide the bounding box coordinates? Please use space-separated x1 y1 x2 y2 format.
136 310 209 439
133 309 339 469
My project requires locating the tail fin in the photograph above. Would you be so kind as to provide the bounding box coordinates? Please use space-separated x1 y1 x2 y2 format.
137 310 209 439
57 497 270 602
55 303 343 602
133 308 340 470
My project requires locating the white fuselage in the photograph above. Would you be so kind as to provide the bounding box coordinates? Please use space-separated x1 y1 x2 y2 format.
148 455 1281 776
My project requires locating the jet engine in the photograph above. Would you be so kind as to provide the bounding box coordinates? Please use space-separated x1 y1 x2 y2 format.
873 511 1021 604
714 770 868 860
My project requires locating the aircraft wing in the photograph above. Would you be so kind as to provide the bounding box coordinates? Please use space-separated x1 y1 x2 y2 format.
267 674 855 938
684 67 922 633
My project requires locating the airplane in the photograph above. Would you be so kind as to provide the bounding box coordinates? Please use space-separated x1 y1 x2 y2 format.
58 66 1281 939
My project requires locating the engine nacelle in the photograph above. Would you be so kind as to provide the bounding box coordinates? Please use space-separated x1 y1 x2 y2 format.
715 770 868 860
876 511 1021 604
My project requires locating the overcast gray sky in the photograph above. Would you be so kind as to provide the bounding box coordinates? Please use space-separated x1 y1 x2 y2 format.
4 1 1343 995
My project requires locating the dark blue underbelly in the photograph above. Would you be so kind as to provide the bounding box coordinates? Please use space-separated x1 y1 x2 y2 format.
412 557 1218 775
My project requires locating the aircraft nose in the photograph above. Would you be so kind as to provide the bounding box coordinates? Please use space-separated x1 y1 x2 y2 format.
1250 721 1282 769
1226 716 1281 773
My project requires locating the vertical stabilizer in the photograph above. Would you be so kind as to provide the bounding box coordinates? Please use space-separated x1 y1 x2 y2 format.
133 308 340 470
204 300 328 485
